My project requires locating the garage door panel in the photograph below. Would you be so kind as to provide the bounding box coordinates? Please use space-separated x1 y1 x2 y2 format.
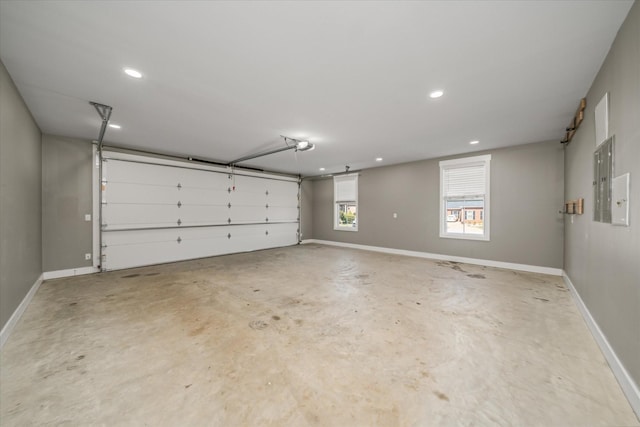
103 182 179 204
102 228 229 270
263 223 299 248
179 205 230 224
174 167 229 189
100 155 299 270
102 223 298 270
104 159 183 187
102 204 179 229
178 187 230 204
268 196 298 208
267 206 299 222
266 179 296 194
230 191 267 205
103 183 230 205
230 205 267 223
102 204 233 230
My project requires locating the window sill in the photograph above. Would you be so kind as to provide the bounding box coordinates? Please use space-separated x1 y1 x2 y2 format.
439 232 489 241
334 227 358 232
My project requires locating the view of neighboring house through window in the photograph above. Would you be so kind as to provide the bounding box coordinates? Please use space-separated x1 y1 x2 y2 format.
439 154 491 240
334 174 358 231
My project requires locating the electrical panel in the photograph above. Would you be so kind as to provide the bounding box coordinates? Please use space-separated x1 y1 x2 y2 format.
593 136 614 223
612 173 630 226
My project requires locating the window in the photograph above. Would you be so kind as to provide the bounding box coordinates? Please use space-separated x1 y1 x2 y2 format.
439 154 490 240
334 174 358 231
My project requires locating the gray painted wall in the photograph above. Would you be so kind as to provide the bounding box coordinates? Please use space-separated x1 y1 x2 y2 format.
564 1 639 387
42 134 93 272
0 60 42 330
311 140 564 269
300 180 313 241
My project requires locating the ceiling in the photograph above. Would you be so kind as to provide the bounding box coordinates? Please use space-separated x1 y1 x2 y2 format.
0 1 633 176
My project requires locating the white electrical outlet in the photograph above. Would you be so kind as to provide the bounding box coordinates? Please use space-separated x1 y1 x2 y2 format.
85 253 91 260
85 214 91 221
393 213 398 219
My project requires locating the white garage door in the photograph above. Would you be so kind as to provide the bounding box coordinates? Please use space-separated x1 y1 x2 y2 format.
100 151 299 270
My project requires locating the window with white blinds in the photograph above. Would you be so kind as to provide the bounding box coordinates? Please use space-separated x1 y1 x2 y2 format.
335 175 358 202
334 174 358 231
439 155 491 240
442 163 486 198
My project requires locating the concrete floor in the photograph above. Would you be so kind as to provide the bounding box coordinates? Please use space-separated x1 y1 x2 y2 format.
1 244 637 426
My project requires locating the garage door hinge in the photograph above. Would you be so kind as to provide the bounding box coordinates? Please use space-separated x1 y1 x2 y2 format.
177 237 182 244
265 217 269 222
265 203 269 209
265 230 269 236
177 183 182 189
177 201 182 208
228 187 232 193
227 218 231 224
227 233 231 239
227 202 231 209
265 190 269 196
177 219 182 226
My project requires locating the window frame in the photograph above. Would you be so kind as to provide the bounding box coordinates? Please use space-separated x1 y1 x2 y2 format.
439 154 491 241
334 174 358 232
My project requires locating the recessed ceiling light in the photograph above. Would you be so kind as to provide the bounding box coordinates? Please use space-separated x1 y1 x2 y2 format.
375 157 383 162
108 124 121 129
429 90 444 99
319 167 326 171
469 140 480 145
124 68 143 79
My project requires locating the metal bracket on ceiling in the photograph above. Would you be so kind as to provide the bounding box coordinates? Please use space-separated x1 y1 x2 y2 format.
90 101 113 150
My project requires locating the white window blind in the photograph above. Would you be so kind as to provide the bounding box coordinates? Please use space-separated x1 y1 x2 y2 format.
334 175 357 202
442 164 486 198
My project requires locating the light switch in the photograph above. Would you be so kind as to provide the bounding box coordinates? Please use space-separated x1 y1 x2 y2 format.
393 213 398 219
85 214 91 221
612 173 630 226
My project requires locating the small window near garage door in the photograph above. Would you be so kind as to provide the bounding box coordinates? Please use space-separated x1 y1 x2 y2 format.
334 174 358 231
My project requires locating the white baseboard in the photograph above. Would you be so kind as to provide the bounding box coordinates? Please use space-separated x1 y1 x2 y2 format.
0 274 43 349
301 239 563 276
43 266 98 280
562 272 640 418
